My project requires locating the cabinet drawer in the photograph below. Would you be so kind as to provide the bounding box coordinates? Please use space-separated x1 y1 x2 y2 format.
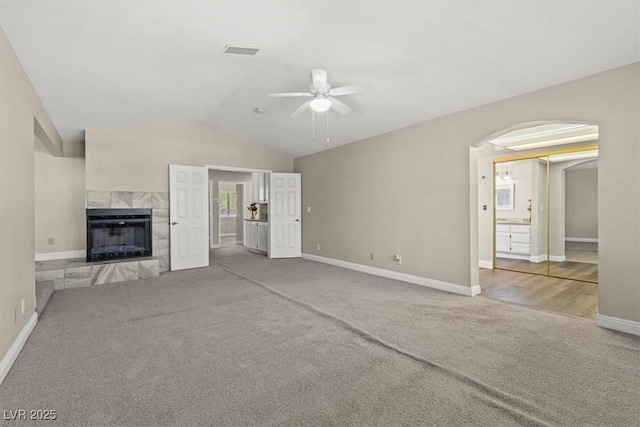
511 243 531 255
511 233 531 244
496 224 510 232
511 225 531 234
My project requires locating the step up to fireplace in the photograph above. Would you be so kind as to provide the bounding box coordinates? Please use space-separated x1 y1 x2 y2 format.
35 257 160 290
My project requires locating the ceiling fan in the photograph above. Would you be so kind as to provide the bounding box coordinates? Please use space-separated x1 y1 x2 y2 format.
268 69 370 118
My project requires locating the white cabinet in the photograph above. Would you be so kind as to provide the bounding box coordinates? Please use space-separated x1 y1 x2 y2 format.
244 221 253 249
496 224 531 259
252 172 270 203
244 220 268 254
257 222 268 252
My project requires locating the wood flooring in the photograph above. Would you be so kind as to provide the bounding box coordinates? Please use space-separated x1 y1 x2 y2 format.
495 258 598 282
479 268 598 320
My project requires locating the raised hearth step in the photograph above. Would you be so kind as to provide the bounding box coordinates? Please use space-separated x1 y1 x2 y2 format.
36 280 55 316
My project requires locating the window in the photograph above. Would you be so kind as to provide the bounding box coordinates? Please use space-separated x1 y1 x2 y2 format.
219 191 237 217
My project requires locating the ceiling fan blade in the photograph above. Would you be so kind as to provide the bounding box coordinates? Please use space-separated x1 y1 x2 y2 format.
329 97 352 115
312 69 328 92
268 92 313 98
291 100 311 117
329 83 372 97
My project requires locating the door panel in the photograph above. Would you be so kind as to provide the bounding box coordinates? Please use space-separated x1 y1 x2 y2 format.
170 164 209 271
269 173 301 258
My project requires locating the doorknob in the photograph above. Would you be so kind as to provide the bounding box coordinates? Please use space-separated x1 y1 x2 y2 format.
171 222 179 225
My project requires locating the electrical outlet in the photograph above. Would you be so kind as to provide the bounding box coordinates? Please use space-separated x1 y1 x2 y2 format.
395 254 402 265
316 243 321 251
48 237 54 245
21 298 25 315
370 252 374 260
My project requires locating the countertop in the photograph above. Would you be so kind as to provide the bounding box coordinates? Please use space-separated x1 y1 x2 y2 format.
497 219 531 225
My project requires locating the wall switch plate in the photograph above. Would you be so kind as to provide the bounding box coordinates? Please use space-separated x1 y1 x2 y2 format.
395 254 402 264
307 206 311 213
21 298 25 315
370 252 374 260
316 243 320 251
482 205 487 211
48 237 54 245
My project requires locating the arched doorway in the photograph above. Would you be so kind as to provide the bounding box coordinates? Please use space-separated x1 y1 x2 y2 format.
473 122 600 319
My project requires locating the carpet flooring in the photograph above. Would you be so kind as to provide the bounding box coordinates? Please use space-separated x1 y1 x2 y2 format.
1 240 638 426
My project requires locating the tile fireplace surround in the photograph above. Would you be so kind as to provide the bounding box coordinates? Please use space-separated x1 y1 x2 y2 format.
86 190 170 272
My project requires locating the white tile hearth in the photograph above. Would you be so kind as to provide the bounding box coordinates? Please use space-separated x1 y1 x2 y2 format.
36 257 161 288
153 209 168 224
158 256 170 273
152 192 169 209
92 264 117 285
153 223 169 240
111 191 133 208
35 269 64 290
115 262 139 282
132 192 153 208
87 191 111 208
85 189 170 272
64 266 92 288
139 260 159 279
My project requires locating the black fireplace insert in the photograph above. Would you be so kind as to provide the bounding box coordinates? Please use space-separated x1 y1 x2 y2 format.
86 209 152 262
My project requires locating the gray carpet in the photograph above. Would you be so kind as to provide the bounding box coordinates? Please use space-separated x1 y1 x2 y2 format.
1 241 638 426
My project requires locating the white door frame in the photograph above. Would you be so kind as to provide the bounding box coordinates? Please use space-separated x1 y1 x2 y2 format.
206 165 272 252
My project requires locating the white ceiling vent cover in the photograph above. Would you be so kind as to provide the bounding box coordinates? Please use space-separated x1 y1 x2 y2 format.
222 45 260 56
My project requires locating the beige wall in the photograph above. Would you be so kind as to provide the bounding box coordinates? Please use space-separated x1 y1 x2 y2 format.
0 29 64 364
296 63 640 322
34 142 86 254
477 155 494 264
86 122 293 193
565 167 598 239
220 217 236 235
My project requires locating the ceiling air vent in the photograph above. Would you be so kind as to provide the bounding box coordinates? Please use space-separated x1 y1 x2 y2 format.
222 45 260 56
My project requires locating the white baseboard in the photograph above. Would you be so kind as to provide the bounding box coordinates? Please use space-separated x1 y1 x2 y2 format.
1 312 37 385
596 314 640 336
221 233 236 237
210 244 221 249
549 255 566 262
566 237 598 243
496 252 530 261
479 260 493 269
302 253 481 297
235 240 243 245
530 254 548 263
35 250 84 261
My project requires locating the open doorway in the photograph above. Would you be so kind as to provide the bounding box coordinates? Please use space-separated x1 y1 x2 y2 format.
207 169 254 249
474 123 600 319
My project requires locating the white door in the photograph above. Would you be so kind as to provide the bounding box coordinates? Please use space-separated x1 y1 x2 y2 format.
269 173 301 258
169 164 209 271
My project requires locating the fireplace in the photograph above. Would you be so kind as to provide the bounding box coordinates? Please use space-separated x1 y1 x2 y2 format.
86 209 152 262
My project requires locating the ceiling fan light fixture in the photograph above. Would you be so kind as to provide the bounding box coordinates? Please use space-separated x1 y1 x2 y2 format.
310 97 331 112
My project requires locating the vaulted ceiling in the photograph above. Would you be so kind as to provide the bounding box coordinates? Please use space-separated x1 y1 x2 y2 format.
1 2 638 157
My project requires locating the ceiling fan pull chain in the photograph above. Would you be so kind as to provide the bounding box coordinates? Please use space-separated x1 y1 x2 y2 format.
326 110 330 142
312 111 315 139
